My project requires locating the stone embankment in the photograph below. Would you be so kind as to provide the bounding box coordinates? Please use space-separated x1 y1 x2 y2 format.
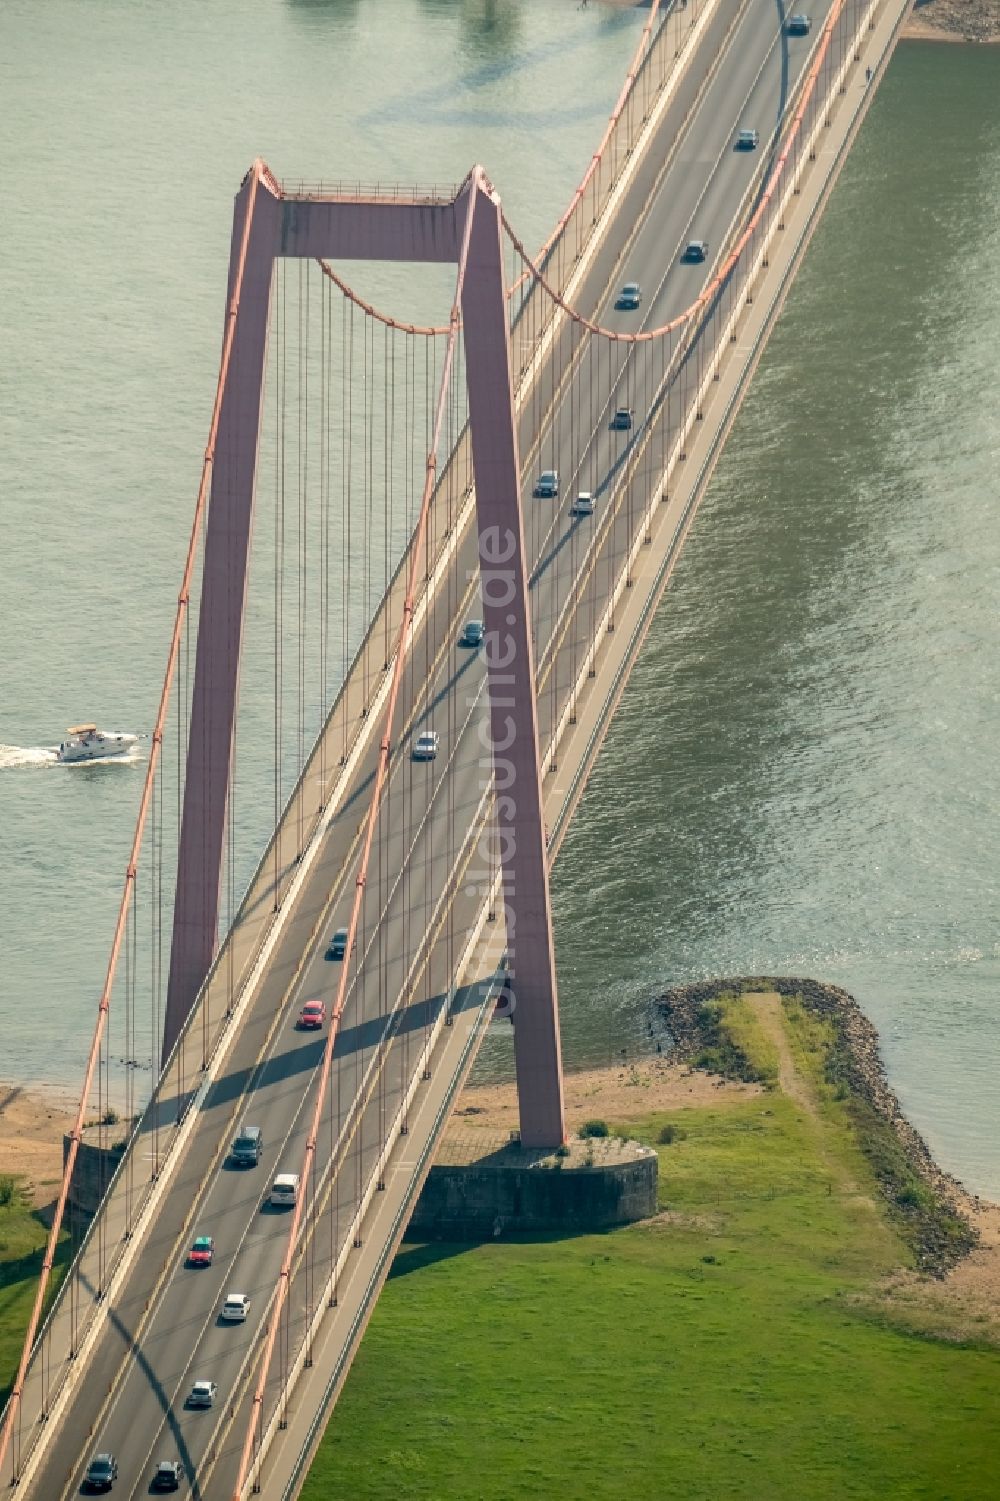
656 976 978 1275
905 0 1000 42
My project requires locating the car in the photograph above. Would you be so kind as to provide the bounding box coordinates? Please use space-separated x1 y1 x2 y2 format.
187 1235 214 1268
570 492 596 517
220 1292 251 1323
683 239 708 262
84 1453 118 1493
412 730 440 761
460 619 485 648
270 1172 300 1207
533 469 559 497
736 127 759 149
151 1460 185 1492
786 12 811 32
230 1123 262 1166
616 281 642 310
297 998 326 1030
186 1379 218 1409
611 406 633 431
325 926 350 960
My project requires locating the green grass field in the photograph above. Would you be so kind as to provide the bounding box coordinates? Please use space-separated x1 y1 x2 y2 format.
0 1179 53 1410
302 998 998 1501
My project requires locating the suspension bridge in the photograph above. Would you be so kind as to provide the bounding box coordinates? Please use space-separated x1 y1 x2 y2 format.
1 0 914 1494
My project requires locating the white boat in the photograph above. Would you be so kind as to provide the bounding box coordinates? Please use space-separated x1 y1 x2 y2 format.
57 724 138 764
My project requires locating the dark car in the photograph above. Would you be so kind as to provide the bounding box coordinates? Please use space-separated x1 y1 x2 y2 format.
786 13 811 32
84 1453 118 1492
683 240 708 263
230 1123 262 1166
533 469 559 498
460 619 485 648
151 1460 184 1492
611 407 633 431
325 926 350 960
616 281 642 310
736 127 759 150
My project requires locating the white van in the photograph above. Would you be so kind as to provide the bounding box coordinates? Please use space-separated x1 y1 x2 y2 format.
269 1172 300 1207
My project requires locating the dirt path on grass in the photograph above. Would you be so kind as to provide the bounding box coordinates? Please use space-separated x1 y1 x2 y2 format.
748 995 1000 1340
753 992 814 1114
751 993 874 1210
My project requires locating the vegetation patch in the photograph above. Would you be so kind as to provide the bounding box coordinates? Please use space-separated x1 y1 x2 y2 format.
0 1182 69 1409
659 977 977 1276
304 1042 997 1501
687 993 770 1084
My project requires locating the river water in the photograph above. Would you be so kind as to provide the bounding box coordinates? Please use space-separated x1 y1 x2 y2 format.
1 5 997 1195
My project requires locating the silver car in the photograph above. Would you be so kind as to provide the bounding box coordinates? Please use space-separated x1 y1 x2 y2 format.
412 730 440 761
186 1380 217 1409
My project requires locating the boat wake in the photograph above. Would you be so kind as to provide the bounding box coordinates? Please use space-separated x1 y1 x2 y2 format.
0 744 59 769
0 742 146 770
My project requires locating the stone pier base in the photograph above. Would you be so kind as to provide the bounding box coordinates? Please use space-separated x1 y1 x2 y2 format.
408 1133 658 1240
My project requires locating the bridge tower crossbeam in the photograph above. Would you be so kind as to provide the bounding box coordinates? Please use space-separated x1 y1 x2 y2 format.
164 160 566 1147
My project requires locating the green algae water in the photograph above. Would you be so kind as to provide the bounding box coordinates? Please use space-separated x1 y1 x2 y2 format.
0 5 997 1196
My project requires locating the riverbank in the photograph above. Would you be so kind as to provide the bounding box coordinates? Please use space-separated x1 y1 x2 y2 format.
654 976 983 1274
0 1084 75 1213
902 0 1000 42
457 983 999 1331
301 986 997 1499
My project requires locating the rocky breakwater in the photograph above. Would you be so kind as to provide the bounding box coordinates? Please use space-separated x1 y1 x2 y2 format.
655 976 978 1276
906 0 1000 42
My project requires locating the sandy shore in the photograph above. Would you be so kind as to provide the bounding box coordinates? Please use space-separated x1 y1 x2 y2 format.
451 1056 761 1143
0 1083 77 1211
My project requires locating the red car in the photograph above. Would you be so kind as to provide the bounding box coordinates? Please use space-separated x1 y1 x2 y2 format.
187 1236 214 1268
297 999 326 1030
